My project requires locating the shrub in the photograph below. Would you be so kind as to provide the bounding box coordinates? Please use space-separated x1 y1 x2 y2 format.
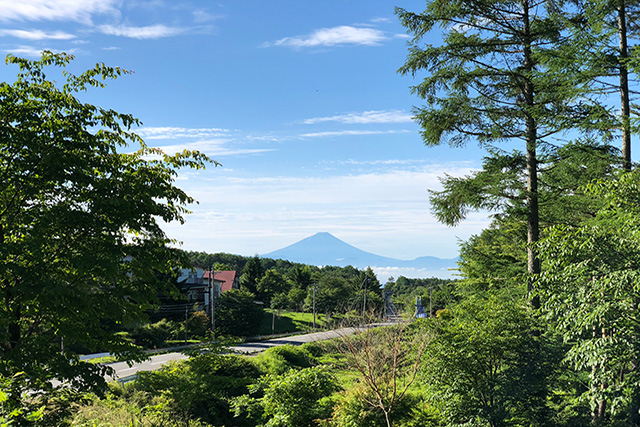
134 353 259 425
129 319 176 349
251 345 314 375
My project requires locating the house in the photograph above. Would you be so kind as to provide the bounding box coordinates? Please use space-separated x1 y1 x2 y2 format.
203 270 240 293
176 268 240 311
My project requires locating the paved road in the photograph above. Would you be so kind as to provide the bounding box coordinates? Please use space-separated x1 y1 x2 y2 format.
106 325 389 382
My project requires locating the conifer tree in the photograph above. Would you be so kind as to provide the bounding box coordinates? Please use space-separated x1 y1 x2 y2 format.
555 0 640 169
397 0 607 301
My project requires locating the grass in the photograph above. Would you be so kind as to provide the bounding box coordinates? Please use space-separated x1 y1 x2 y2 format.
257 309 328 336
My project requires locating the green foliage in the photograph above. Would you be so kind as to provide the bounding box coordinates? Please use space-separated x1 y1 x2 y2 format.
332 386 440 427
69 389 211 427
258 269 288 306
304 274 352 316
216 289 264 337
251 345 315 376
135 353 259 425
0 52 214 392
129 319 176 349
0 372 93 427
187 310 211 338
242 256 265 295
420 294 559 426
536 170 640 421
233 367 338 427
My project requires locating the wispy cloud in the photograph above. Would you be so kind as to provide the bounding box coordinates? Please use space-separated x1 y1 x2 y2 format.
0 29 75 40
300 130 410 138
192 9 223 23
304 110 413 125
162 163 489 260
269 25 388 48
330 159 433 166
3 45 71 57
152 139 274 157
0 0 119 24
99 24 184 39
138 127 230 140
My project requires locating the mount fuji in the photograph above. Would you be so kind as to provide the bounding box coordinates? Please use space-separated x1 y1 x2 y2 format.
262 232 458 274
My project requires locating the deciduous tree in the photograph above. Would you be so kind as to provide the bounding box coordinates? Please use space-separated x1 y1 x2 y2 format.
0 52 213 393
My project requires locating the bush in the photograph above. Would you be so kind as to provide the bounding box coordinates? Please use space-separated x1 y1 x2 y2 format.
233 367 339 427
134 353 259 425
69 389 211 426
129 319 177 349
251 345 314 375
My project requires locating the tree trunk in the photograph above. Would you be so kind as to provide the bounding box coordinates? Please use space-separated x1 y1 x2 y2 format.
523 0 541 308
617 0 632 170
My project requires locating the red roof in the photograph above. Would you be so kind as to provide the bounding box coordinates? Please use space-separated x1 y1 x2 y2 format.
202 270 238 293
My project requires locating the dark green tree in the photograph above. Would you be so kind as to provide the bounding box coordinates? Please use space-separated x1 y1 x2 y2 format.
553 0 640 169
215 289 264 337
241 255 264 295
304 274 352 317
421 294 558 426
446 141 620 287
257 269 288 306
0 52 213 394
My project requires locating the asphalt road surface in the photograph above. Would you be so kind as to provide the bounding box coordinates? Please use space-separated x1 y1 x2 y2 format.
106 325 389 382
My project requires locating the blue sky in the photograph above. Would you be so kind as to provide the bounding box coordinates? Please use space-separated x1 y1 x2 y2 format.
0 1 493 278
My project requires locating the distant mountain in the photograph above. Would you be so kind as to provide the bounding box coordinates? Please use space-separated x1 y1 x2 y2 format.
262 232 458 272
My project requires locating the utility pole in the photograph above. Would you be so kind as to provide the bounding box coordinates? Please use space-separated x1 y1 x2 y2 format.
312 284 317 329
429 285 433 317
184 305 189 344
210 266 216 340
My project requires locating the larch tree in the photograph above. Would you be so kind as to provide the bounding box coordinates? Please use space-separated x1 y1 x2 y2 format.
556 0 640 169
397 0 607 302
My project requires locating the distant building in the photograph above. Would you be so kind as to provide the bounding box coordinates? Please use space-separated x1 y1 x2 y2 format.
203 270 240 293
176 268 240 311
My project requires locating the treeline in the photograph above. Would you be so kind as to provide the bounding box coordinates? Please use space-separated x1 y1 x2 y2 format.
183 251 385 318
385 276 457 315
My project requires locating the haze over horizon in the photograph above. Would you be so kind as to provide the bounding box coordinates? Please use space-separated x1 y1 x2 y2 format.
0 0 493 261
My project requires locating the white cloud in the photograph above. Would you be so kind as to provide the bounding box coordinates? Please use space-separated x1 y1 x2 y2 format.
304 110 413 125
4 45 72 57
138 126 230 139
0 29 75 40
300 130 410 138
270 25 387 48
161 162 490 261
370 17 392 24
151 139 274 157
99 24 184 39
0 0 119 24
192 9 223 23
331 159 429 166
370 266 458 282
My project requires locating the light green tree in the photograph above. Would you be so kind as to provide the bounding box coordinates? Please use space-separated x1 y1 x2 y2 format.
0 52 214 396
421 295 557 426
536 170 640 424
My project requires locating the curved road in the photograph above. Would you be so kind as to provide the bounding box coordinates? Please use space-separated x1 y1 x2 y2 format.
106 326 385 382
